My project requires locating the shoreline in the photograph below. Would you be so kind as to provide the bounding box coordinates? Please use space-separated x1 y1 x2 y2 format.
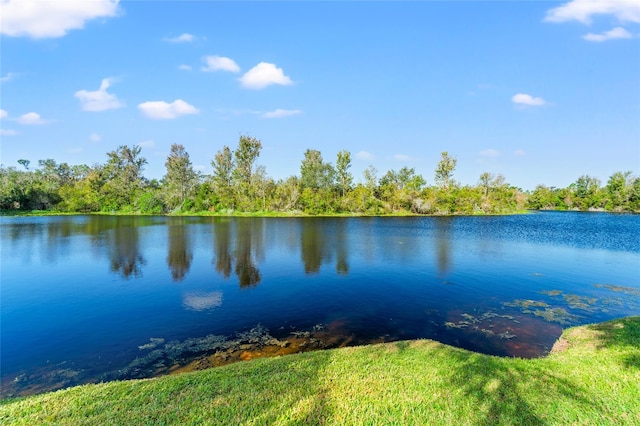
1 316 638 425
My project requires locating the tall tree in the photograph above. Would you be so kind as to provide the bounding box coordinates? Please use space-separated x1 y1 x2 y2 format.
478 172 494 197
300 149 334 190
163 143 198 211
101 145 147 210
253 165 273 211
271 176 300 212
571 175 602 209
363 165 378 194
232 135 262 209
232 135 262 188
606 171 633 209
335 150 353 197
434 151 457 190
211 145 235 209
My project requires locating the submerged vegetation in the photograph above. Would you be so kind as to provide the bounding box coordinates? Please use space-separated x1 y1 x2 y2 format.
1 317 638 425
4 279 639 399
2 135 637 215
503 284 640 326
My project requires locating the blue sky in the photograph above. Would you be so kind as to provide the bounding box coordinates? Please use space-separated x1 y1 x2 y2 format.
1 0 639 190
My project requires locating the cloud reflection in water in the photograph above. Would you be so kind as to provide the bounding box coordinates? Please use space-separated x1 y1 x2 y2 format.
182 291 223 311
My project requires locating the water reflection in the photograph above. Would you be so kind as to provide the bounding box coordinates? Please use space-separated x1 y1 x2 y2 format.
182 291 223 311
2 213 640 399
335 220 349 275
300 219 330 274
210 218 263 287
108 217 146 279
167 218 193 282
234 219 262 287
213 219 233 279
298 218 351 275
435 217 453 275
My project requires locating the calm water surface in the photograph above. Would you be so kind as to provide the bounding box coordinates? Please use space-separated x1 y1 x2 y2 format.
1 212 639 397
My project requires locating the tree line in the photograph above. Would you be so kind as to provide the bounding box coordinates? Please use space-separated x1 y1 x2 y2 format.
1 135 638 214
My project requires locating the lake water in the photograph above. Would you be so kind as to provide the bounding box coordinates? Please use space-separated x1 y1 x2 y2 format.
1 212 639 397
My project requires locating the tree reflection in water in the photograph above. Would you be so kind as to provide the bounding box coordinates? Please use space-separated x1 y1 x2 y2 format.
103 217 146 279
213 218 233 279
109 221 145 279
335 219 349 275
234 219 262 287
435 217 453 275
167 217 193 282
300 219 330 274
300 218 349 275
212 218 263 287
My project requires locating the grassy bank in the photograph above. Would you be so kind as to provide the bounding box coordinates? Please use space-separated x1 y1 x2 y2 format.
0 209 531 218
1 317 638 425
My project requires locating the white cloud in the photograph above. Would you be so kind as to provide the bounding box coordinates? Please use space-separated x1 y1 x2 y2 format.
0 129 19 136
138 139 155 148
164 33 196 43
512 93 546 106
0 109 7 119
583 26 633 41
138 99 199 119
479 149 501 158
356 151 375 161
1 72 17 83
239 62 293 89
545 0 640 24
178 64 192 71
75 78 124 112
394 154 419 162
1 0 120 38
17 112 48 125
89 133 101 142
513 149 526 157
262 109 302 119
202 56 240 73
214 108 262 120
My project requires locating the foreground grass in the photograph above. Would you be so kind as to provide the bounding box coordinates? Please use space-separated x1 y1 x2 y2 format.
2 317 638 425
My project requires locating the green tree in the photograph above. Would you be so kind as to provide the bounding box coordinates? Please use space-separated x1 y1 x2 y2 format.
435 151 457 190
363 165 378 194
17 159 30 170
270 176 300 212
232 135 262 209
58 166 103 212
527 185 561 210
299 149 336 213
335 150 353 197
0 166 26 209
211 145 235 209
100 145 147 210
379 167 426 212
629 177 640 211
478 172 494 197
253 165 274 211
233 135 262 187
606 171 633 210
163 143 199 211
571 175 602 210
300 149 335 191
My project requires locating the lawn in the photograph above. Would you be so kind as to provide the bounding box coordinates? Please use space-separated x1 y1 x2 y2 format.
1 317 638 425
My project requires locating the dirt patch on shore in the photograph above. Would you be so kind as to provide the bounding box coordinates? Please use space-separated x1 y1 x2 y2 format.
550 337 570 353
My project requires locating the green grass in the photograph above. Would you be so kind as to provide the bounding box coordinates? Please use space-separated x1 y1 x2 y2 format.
2 317 639 425
0 209 531 218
